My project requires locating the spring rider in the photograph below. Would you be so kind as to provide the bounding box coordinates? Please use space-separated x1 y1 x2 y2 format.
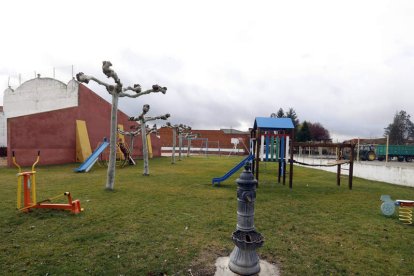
380 195 413 225
13 151 83 214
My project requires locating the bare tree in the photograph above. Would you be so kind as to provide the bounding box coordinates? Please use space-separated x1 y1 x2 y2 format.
129 104 170 175
164 123 191 164
76 61 167 190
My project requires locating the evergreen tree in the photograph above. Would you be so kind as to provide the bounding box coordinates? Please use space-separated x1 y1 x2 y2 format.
297 121 311 142
285 107 299 129
384 110 414 144
276 108 285 118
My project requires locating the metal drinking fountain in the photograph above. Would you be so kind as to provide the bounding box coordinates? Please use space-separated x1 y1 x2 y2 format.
229 162 264 275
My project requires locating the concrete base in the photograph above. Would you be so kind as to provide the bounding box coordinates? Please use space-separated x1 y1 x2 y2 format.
214 257 280 276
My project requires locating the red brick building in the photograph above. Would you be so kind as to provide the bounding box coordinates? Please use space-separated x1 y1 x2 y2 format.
5 79 161 166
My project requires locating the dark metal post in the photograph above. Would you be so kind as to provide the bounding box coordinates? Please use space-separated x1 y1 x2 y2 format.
278 137 282 184
349 144 355 190
255 128 260 184
337 164 341 186
337 146 341 186
251 130 256 175
289 129 294 189
283 134 287 185
229 163 264 275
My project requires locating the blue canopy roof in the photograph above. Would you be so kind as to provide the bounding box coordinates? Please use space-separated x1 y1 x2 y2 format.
253 117 294 130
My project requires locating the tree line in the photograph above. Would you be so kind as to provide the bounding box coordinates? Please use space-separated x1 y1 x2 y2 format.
271 108 331 142
272 108 414 145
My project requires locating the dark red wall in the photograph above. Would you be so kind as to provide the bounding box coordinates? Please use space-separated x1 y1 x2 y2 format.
158 127 250 153
7 84 161 166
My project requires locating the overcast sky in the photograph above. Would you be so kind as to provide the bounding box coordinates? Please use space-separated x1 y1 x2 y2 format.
1 0 413 141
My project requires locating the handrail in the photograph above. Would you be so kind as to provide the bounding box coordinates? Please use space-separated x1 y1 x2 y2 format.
12 151 21 173
31 151 40 172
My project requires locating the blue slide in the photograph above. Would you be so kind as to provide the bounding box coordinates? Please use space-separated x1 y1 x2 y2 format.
74 140 110 173
212 155 254 185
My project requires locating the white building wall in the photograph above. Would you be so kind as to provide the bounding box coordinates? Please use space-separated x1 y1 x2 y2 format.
294 156 414 188
3 77 79 118
0 110 5 147
1 77 79 147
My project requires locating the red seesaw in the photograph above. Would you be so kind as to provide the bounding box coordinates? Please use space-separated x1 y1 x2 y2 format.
13 151 83 214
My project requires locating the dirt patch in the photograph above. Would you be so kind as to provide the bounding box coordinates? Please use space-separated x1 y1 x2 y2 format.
187 247 230 276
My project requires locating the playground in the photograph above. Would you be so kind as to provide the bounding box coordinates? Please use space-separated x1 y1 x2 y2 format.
1 156 413 275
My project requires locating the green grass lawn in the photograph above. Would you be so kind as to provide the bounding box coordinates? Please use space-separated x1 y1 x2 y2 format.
1 156 413 275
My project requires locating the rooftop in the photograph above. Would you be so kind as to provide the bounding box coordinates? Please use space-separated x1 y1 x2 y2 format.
253 117 294 130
